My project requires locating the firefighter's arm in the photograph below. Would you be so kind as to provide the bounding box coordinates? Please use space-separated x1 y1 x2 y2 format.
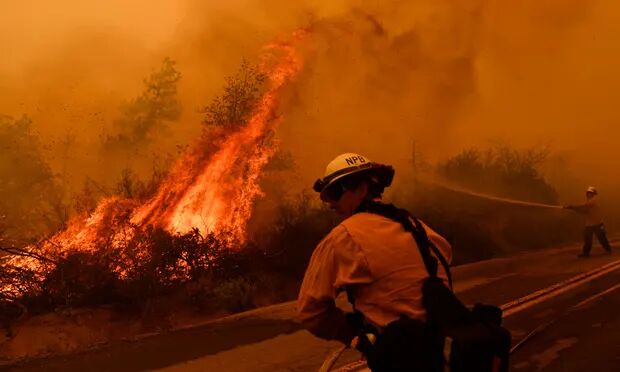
297 226 371 344
566 200 594 214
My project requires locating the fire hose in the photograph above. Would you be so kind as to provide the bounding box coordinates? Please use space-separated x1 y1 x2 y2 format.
318 345 348 372
319 334 375 372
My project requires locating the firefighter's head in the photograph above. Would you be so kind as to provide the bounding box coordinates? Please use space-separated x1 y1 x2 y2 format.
313 153 394 217
586 186 598 199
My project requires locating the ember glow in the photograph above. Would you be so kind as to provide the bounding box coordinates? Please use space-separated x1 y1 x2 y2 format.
6 31 304 277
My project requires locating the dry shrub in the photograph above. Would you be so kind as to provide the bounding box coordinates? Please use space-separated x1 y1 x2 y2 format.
1 226 263 322
437 144 558 204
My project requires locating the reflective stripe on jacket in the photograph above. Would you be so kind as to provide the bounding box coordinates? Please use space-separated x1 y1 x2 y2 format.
297 212 452 343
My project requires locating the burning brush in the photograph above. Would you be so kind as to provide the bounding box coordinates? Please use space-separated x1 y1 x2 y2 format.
2 31 306 299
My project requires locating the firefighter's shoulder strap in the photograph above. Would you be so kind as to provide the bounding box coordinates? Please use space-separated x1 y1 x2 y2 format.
411 216 453 290
358 201 453 290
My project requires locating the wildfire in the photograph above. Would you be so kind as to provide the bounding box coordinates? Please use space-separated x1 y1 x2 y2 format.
132 33 304 244
4 31 305 280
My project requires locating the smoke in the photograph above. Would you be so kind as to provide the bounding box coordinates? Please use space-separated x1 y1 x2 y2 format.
277 3 484 189
1 0 619 224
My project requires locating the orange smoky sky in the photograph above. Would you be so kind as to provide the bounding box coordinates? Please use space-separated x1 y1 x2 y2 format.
1 0 619 202
1 1 183 71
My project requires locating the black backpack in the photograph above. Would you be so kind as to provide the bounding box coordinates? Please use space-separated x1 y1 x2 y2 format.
352 202 511 372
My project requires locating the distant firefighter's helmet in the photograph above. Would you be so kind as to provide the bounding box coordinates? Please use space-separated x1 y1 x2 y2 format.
587 186 598 195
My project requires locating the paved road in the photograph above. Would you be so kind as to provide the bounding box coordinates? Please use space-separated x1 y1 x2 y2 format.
508 267 620 371
3 241 619 372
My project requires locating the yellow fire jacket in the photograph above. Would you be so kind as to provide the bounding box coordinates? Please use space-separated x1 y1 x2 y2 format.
297 212 452 344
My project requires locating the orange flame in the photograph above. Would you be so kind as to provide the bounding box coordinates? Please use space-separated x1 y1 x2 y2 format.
3 31 305 285
132 32 304 244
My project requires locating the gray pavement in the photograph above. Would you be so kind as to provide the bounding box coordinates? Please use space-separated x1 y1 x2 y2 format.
508 268 620 371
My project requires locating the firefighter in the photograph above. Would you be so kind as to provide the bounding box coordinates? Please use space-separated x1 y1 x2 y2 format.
564 186 612 257
297 153 452 369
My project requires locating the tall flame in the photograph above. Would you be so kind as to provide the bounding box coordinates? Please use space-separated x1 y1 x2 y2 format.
132 33 304 243
4 31 305 281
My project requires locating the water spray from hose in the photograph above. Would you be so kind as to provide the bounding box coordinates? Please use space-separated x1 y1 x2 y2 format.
426 180 564 210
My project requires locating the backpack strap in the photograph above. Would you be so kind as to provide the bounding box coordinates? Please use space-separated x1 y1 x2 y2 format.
343 201 454 338
410 217 453 290
357 201 453 290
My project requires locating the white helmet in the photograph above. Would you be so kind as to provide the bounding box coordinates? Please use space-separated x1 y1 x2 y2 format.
586 186 598 195
313 153 394 198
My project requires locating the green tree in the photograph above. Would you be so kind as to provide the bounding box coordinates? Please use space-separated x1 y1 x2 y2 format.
105 57 182 148
202 60 266 130
0 115 65 245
